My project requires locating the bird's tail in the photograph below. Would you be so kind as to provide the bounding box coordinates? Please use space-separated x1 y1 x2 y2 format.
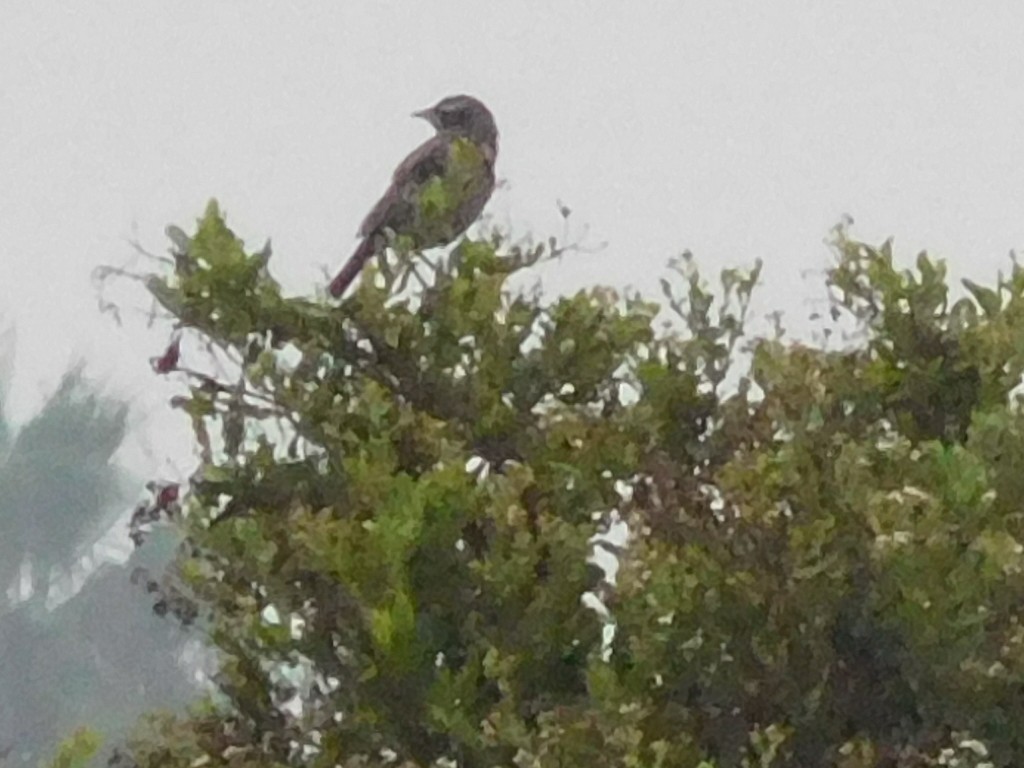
329 237 377 297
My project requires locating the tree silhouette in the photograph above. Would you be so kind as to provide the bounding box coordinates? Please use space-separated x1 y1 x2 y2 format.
0 364 201 763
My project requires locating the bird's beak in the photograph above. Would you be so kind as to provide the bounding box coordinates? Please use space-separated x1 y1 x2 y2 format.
413 107 441 130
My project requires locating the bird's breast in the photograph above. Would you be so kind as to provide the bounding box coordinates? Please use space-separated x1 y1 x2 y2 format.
411 137 495 242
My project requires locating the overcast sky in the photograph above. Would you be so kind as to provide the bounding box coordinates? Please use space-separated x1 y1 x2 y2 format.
4 0 1024 491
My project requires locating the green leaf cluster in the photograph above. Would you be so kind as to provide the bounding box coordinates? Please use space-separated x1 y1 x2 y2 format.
109 207 1024 767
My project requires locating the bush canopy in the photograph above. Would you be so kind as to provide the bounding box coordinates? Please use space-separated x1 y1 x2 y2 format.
103 203 1024 767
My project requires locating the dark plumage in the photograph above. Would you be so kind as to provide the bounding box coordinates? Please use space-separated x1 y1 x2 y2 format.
329 94 499 297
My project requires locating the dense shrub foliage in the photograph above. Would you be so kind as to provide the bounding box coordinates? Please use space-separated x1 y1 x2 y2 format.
103 203 1024 767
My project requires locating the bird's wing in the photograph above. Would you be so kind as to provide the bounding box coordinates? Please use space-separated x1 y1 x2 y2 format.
357 135 451 237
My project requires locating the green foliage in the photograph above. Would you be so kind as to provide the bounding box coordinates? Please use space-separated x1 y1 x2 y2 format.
109 204 1024 767
44 728 102 768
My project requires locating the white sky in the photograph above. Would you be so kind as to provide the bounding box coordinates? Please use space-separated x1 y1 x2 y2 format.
3 0 1024 487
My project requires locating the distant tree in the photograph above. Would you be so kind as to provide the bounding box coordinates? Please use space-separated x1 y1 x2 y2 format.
104 202 1024 767
0 366 128 608
0 363 200 763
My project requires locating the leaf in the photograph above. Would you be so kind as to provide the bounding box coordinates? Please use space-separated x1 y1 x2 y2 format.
44 728 102 768
962 278 1002 317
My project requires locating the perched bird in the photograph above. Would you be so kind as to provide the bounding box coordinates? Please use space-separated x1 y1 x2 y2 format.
329 94 499 297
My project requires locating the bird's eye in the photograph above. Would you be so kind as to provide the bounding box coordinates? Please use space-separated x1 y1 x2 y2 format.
437 104 467 127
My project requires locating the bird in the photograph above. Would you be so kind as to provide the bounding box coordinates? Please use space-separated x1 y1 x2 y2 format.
329 94 499 298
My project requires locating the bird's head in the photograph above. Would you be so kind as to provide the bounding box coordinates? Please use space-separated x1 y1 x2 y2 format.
414 94 498 149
